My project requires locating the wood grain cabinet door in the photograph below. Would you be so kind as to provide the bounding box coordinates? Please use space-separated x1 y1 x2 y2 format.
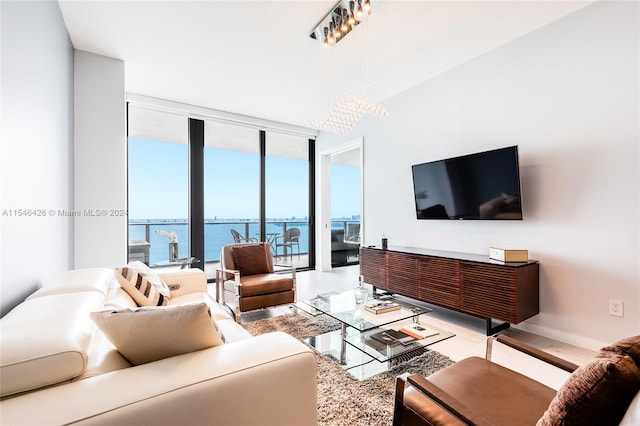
360 247 387 287
386 251 419 298
460 262 539 323
460 262 518 323
418 257 460 310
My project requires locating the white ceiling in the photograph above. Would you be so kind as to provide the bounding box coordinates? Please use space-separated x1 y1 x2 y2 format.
58 0 593 130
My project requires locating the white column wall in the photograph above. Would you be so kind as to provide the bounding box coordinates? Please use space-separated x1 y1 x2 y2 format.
74 51 127 268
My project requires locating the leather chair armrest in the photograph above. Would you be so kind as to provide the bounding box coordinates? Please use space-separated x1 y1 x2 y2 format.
495 335 579 373
273 264 296 280
215 268 240 303
405 374 494 426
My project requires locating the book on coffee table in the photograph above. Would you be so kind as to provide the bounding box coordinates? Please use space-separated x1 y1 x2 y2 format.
398 323 438 339
364 300 401 314
370 329 415 346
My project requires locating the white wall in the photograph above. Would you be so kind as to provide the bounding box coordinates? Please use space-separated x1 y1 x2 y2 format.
0 1 74 316
74 51 127 268
317 1 639 349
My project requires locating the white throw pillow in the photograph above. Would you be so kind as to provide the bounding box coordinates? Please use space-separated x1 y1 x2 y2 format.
114 261 170 306
90 303 224 365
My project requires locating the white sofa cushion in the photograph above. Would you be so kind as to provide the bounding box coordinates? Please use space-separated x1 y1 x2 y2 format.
104 285 138 310
216 318 253 342
0 292 105 397
90 303 224 365
168 293 252 342
169 291 232 321
115 261 170 306
26 268 116 299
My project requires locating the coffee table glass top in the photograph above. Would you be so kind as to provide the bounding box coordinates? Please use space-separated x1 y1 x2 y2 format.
300 291 432 332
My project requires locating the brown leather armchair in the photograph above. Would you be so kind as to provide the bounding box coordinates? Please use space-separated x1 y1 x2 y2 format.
393 335 640 426
215 242 296 323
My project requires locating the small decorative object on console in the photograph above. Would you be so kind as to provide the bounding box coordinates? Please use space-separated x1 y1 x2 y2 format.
364 300 400 314
489 247 528 262
353 281 368 306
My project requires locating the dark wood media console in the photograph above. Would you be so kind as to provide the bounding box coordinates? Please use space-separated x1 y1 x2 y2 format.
360 246 539 335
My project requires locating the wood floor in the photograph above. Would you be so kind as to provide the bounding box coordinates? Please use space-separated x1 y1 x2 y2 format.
230 264 596 390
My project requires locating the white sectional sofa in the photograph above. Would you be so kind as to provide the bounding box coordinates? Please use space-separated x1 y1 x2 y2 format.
0 267 317 425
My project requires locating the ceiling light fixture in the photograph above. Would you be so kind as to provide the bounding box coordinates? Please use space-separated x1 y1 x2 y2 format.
309 0 388 134
309 0 380 47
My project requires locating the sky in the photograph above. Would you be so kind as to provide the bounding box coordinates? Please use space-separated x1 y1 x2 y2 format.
128 138 360 220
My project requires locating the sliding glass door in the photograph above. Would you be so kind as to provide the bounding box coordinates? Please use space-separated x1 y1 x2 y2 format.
331 149 361 267
127 105 189 266
265 132 311 269
204 121 260 263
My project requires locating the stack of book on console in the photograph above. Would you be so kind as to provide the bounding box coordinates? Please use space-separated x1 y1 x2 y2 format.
364 300 401 314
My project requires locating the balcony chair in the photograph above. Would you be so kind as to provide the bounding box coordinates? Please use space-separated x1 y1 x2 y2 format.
393 334 640 426
230 228 257 244
345 222 361 242
274 228 301 259
215 242 296 323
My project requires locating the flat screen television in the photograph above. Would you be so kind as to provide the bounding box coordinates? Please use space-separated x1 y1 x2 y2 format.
411 146 523 220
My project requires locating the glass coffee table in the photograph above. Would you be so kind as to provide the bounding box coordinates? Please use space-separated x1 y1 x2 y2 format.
298 290 454 379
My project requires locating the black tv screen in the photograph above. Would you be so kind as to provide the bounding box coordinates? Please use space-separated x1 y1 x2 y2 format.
412 146 523 220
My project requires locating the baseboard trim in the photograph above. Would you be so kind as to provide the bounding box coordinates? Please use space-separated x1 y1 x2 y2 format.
512 322 608 352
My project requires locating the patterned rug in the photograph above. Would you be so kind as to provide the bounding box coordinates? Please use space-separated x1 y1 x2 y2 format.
243 311 454 426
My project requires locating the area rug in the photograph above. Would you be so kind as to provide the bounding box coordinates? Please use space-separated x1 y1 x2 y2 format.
243 311 454 426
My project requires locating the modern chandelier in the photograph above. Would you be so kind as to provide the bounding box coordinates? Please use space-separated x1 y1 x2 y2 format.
309 0 388 134
309 0 373 47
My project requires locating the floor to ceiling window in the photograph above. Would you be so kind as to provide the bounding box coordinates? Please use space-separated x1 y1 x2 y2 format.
127 105 189 266
266 131 311 269
203 121 260 263
127 101 315 277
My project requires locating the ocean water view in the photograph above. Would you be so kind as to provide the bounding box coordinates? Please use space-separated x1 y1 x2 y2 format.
129 219 356 265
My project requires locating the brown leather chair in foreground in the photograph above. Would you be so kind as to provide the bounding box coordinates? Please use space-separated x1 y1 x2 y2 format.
216 242 296 322
393 335 640 426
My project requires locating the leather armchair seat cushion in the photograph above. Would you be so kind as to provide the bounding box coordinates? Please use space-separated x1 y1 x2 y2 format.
422 357 557 425
239 290 295 312
237 274 294 297
0 292 105 397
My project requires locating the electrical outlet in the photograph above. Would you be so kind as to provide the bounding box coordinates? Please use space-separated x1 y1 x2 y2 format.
609 299 624 317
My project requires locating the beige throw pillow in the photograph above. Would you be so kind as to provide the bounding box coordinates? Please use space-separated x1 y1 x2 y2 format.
115 261 170 306
90 303 224 365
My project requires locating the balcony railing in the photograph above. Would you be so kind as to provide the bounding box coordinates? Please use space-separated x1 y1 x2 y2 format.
128 219 360 268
